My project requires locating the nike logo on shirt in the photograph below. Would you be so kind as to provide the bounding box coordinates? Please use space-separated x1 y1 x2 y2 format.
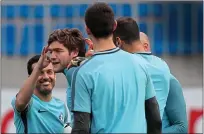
38 110 47 113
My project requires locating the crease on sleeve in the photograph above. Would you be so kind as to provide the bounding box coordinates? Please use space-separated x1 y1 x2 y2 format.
71 70 91 113
11 94 33 115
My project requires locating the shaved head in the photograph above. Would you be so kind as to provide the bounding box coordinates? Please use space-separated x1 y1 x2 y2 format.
140 32 151 52
140 32 149 44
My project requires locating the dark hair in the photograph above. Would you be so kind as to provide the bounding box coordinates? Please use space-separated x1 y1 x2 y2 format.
48 28 86 57
27 55 40 75
114 17 140 44
85 2 115 38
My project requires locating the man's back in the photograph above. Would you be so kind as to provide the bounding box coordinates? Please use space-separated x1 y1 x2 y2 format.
72 48 155 133
135 53 170 118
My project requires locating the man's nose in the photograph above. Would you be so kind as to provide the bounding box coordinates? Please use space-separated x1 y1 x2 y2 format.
50 51 57 60
42 73 49 79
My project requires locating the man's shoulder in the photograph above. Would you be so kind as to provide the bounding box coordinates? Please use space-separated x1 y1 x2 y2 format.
152 55 167 63
152 55 170 72
74 56 101 75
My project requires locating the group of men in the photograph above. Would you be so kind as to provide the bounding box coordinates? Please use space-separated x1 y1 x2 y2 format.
11 2 188 134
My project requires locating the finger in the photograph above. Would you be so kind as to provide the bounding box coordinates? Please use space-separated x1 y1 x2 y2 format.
44 45 49 53
85 50 94 57
85 38 93 50
42 46 46 55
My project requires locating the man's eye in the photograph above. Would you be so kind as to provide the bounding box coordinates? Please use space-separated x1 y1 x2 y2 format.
47 70 54 74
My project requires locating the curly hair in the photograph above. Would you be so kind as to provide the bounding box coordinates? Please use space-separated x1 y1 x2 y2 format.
47 28 86 57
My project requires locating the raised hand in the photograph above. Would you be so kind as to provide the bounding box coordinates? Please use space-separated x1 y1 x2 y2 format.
36 45 51 70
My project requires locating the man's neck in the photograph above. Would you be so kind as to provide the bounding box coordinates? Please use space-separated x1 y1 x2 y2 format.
91 36 116 52
122 40 145 53
34 89 52 102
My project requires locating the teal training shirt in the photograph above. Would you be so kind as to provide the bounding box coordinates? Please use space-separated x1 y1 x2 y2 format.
11 94 70 133
135 52 171 119
162 74 188 133
64 67 78 127
71 48 155 133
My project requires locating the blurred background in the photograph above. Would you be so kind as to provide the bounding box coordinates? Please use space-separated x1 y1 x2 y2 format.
1 0 203 133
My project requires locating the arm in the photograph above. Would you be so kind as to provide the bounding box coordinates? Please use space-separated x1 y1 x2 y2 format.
15 46 50 112
163 75 188 133
15 65 41 111
145 97 161 134
71 112 91 134
145 70 162 134
71 70 91 134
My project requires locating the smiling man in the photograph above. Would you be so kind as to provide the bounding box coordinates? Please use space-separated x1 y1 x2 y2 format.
11 48 70 133
48 28 86 116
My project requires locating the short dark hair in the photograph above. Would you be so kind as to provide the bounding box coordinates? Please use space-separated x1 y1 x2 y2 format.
48 28 86 57
27 55 40 75
114 17 140 44
85 2 115 38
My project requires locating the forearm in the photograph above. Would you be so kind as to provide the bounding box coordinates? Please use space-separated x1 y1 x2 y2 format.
145 97 162 134
163 103 188 133
16 65 41 111
163 75 188 133
71 111 90 134
163 121 188 133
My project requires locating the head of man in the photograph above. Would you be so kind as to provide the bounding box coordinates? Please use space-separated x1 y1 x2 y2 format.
139 32 151 52
85 2 116 40
48 28 86 73
113 17 140 50
27 55 56 95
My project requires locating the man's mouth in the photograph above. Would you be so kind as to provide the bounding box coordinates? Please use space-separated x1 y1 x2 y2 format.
52 62 60 65
41 81 50 86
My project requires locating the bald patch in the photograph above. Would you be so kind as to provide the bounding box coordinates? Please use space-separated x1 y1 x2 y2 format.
140 32 149 44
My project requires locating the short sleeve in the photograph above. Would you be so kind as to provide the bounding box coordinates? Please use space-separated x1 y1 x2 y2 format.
144 68 156 100
64 103 71 124
71 70 91 113
11 94 33 114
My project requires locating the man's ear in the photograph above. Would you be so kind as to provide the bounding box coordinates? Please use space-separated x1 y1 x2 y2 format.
113 20 117 31
70 49 79 58
116 37 122 47
143 43 149 52
85 25 92 35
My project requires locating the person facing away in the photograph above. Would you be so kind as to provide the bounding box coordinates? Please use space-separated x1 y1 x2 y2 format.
11 48 70 133
139 32 188 133
71 2 161 134
113 16 187 133
113 17 171 120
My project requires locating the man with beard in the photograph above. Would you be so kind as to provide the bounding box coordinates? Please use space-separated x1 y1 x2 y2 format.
11 47 70 133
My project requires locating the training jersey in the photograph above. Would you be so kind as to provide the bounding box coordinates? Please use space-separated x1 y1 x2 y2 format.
162 75 188 133
71 47 155 133
11 94 70 133
64 67 78 126
135 52 171 118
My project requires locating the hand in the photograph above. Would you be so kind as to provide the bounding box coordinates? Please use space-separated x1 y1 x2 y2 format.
36 45 51 70
85 38 94 57
67 57 87 69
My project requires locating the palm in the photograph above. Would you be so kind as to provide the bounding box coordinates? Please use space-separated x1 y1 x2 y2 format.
37 46 51 69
